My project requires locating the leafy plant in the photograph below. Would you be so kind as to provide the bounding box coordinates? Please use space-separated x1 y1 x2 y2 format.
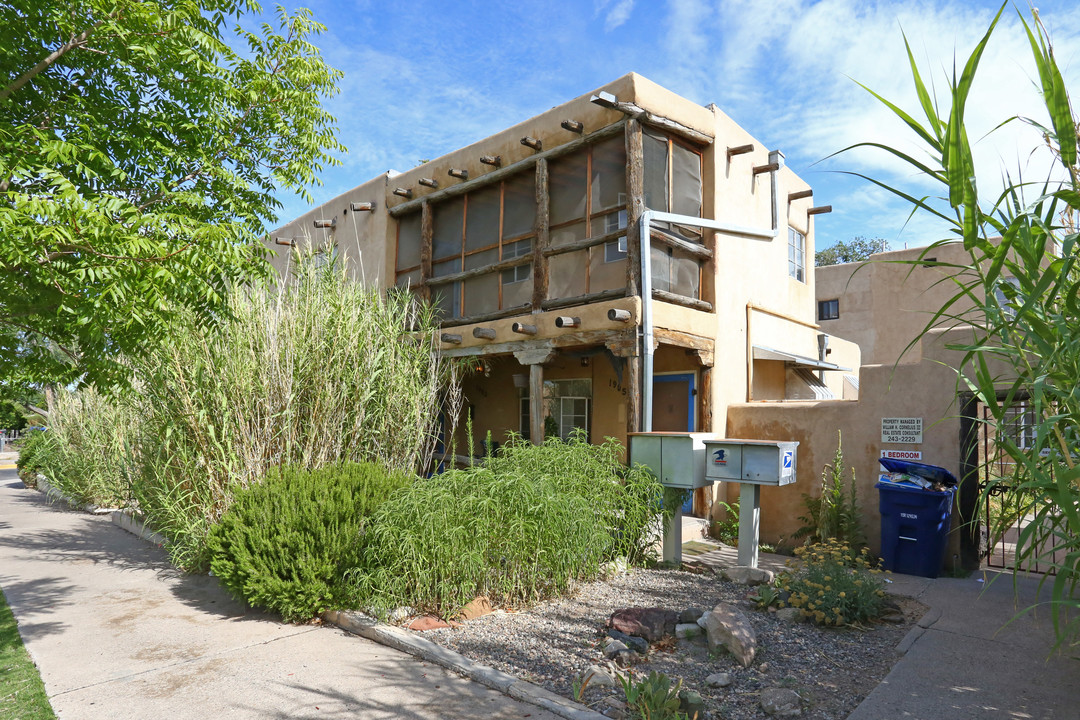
133 260 447 570
794 431 865 549
618 670 689 720
0 0 344 392
15 426 51 488
352 432 664 615
843 4 1080 645
207 461 412 622
708 500 739 545
775 539 887 626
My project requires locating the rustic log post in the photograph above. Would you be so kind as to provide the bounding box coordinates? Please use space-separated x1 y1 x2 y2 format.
532 158 550 310
625 119 644 297
420 200 433 303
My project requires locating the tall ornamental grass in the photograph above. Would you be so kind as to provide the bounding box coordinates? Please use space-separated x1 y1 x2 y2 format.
845 6 1080 646
353 432 664 615
38 387 139 507
134 259 446 570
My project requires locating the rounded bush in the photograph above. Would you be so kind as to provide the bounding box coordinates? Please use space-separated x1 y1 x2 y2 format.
207 461 413 622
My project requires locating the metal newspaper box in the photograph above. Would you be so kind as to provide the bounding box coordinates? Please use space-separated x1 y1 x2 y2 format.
628 432 715 490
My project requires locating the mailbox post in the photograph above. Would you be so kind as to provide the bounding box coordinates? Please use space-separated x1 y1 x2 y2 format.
628 432 716 565
703 439 798 567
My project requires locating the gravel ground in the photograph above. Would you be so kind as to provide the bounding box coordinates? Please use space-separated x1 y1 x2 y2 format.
424 567 924 719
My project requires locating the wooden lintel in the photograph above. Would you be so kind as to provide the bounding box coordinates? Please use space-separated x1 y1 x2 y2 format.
808 205 833 215
726 143 755 159
543 227 626 258
441 328 636 358
604 336 638 357
514 349 556 366
649 228 712 260
427 254 532 287
752 162 780 175
652 289 713 313
541 288 627 311
653 327 714 355
388 122 625 217
788 189 813 202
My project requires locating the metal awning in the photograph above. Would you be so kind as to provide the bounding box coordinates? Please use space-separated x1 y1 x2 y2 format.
752 344 850 372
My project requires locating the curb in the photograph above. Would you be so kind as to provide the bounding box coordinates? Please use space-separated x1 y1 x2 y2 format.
32 476 167 547
323 610 608 720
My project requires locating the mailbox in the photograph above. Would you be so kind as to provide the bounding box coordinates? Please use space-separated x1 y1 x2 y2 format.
628 432 717 489
704 439 799 486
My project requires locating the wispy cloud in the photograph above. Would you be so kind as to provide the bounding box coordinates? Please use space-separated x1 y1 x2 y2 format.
596 0 636 31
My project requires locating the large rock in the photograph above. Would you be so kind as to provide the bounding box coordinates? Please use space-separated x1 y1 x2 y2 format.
722 566 775 586
606 628 649 653
608 607 678 642
760 687 802 717
703 603 757 667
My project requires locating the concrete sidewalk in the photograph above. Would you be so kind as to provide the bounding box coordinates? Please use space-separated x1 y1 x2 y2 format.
0 468 560 720
848 569 1080 719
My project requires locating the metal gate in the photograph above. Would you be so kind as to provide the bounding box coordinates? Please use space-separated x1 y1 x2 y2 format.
977 400 1067 575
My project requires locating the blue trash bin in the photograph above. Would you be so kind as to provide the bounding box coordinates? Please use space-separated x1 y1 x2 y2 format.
876 481 956 578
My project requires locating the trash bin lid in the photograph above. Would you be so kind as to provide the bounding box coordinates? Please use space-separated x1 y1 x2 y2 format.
878 458 958 486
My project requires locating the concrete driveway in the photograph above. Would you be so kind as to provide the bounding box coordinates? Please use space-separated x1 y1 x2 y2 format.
0 467 559 719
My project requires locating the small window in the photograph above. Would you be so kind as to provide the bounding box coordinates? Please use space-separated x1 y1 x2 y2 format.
788 228 806 283
818 298 839 321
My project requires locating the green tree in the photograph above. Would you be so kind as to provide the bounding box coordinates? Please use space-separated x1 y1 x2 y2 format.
847 4 1080 646
815 236 889 266
0 0 344 390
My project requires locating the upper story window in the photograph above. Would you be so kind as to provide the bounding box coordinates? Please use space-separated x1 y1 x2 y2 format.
818 298 839 321
788 227 806 283
643 128 703 241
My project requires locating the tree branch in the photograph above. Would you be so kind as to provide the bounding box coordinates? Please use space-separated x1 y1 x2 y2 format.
0 18 110 102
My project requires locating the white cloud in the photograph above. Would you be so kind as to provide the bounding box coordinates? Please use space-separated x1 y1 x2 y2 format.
597 0 636 31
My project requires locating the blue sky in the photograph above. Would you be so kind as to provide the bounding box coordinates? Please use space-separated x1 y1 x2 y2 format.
260 0 1080 253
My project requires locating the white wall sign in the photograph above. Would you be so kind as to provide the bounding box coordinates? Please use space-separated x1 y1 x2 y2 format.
881 417 923 444
881 449 922 461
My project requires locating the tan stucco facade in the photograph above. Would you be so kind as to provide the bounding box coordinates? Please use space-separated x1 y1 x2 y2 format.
268 72 861 523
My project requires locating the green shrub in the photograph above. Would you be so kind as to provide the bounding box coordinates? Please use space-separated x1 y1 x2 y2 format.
207 461 413 622
353 432 664 615
133 260 447 570
38 388 138 507
775 539 887 626
794 431 865 549
16 428 54 488
707 500 739 545
618 670 689 720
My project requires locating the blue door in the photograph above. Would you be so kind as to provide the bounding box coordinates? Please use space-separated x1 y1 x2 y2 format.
652 374 696 514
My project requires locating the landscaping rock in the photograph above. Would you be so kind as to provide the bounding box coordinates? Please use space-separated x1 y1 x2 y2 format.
675 622 703 639
609 607 678 642
408 615 451 631
599 695 628 719
387 606 413 623
776 607 803 623
458 596 493 621
703 603 757 667
579 664 617 690
679 689 705 719
602 638 629 658
606 628 649 653
705 672 733 688
696 611 711 629
760 687 802 717
679 607 705 624
722 565 775 586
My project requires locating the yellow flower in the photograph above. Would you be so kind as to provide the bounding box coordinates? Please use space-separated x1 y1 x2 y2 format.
839 591 846 598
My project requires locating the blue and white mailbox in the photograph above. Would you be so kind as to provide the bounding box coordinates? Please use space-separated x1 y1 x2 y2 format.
703 439 799 567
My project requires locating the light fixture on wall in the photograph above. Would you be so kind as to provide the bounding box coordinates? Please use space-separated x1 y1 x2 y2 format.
580 357 590 368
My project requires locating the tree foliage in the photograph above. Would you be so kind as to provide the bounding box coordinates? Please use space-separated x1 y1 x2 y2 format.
815 236 889 266
846 4 1080 647
0 0 344 390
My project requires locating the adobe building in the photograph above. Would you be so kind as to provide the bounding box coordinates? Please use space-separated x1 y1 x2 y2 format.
267 73 861 525
792 242 1028 573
